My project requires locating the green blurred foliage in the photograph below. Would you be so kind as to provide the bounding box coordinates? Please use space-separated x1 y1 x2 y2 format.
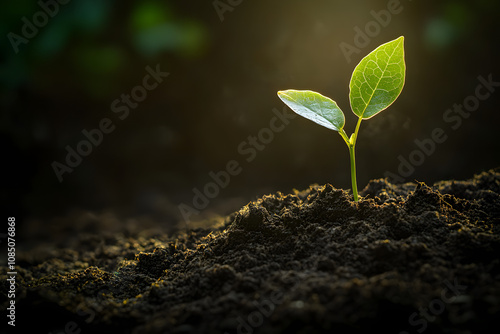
0 0 208 98
130 1 208 58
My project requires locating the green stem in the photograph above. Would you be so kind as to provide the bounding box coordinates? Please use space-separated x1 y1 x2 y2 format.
339 128 350 146
348 143 358 201
342 117 363 202
348 117 363 202
351 116 363 146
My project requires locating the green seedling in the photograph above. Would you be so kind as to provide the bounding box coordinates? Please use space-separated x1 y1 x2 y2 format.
278 36 406 202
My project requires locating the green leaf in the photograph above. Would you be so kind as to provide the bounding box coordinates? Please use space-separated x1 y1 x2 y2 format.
277 90 345 131
349 36 406 119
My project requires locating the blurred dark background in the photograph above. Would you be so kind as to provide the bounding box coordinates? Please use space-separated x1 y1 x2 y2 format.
2 0 500 228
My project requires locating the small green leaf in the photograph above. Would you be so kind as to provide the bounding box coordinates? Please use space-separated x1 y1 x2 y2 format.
349 36 406 119
277 90 345 131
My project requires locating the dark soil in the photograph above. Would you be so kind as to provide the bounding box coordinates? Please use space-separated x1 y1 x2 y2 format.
4 169 500 334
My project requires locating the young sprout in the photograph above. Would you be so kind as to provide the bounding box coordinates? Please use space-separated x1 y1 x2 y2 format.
278 36 406 202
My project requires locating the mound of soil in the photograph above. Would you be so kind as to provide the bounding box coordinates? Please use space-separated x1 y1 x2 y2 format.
4 169 500 334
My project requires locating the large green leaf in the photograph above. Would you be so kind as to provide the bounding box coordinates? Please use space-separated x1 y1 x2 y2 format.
277 90 345 131
349 36 405 119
